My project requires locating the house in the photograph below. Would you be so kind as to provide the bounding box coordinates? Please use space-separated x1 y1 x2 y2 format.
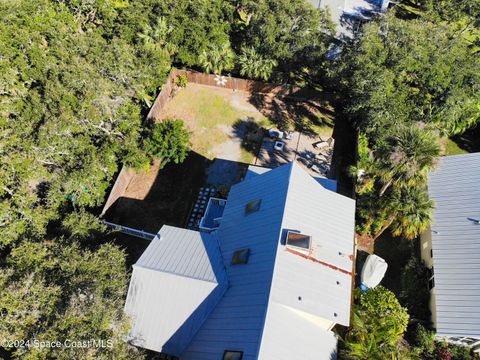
125 161 356 359
420 153 480 352
308 0 390 40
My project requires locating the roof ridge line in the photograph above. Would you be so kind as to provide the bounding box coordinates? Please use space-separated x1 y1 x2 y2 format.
285 247 352 275
132 264 220 284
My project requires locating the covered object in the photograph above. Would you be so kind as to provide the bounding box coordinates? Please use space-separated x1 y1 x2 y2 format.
361 254 388 289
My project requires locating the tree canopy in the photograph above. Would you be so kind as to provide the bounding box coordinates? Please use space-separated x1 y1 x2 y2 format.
342 287 410 360
339 11 479 241
1 1 334 357
345 14 480 138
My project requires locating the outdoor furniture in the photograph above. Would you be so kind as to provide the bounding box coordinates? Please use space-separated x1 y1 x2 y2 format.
315 154 328 162
268 128 283 139
274 141 285 152
313 141 329 150
311 163 329 175
311 164 321 173
283 131 294 140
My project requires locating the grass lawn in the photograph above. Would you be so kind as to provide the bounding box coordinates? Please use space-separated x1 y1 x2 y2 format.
311 123 334 139
442 138 469 155
160 84 270 160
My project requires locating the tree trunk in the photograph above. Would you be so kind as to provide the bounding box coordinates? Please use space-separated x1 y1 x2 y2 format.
373 217 394 241
379 179 393 197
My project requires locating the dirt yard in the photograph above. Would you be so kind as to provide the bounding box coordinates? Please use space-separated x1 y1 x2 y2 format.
103 153 208 234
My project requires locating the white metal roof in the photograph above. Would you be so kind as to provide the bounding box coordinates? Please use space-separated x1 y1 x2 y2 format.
258 303 338 360
183 162 355 359
428 153 480 338
124 226 228 355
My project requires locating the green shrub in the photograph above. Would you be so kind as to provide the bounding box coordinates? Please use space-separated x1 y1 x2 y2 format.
144 119 191 167
175 74 188 88
400 256 431 321
342 286 410 359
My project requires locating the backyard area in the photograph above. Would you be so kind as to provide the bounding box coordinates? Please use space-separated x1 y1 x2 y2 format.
159 83 271 164
103 81 337 242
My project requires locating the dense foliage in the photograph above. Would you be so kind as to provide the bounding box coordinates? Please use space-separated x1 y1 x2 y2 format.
340 11 480 240
0 235 143 359
144 119 191 167
345 15 479 137
410 325 475 360
342 287 410 359
0 1 172 246
115 0 335 82
0 0 333 357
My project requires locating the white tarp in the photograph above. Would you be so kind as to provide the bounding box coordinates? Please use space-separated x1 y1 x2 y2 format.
361 255 388 289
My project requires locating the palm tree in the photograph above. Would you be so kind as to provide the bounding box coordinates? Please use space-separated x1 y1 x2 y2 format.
343 309 410 359
137 17 175 55
390 186 434 239
238 47 277 81
372 186 434 240
372 125 440 196
198 43 235 75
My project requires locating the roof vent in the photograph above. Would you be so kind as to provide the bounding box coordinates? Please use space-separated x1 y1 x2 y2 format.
245 199 261 215
231 248 250 265
286 231 311 253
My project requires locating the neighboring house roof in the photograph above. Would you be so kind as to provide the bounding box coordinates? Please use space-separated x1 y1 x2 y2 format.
308 0 387 40
428 153 480 338
124 226 228 355
126 162 356 359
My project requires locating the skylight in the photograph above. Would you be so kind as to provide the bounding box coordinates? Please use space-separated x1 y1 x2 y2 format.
231 248 250 265
245 199 261 214
286 232 311 252
223 350 243 360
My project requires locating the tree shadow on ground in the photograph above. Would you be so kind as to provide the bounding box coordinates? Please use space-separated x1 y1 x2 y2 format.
103 152 209 234
374 232 413 297
102 152 251 265
248 90 335 133
330 110 356 197
232 117 265 161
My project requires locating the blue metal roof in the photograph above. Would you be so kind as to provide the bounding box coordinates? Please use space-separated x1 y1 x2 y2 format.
125 226 228 355
126 162 355 359
182 163 292 360
182 162 355 359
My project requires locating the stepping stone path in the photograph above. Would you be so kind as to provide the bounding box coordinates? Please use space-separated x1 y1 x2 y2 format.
186 187 217 231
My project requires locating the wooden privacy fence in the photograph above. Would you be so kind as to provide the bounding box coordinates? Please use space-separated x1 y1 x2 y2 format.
146 69 317 120
146 70 178 120
100 165 136 216
101 69 323 217
175 69 299 94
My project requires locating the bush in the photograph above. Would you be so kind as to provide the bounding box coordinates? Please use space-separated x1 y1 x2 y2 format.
175 74 188 88
410 324 475 360
342 287 410 359
400 256 431 321
144 119 191 167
